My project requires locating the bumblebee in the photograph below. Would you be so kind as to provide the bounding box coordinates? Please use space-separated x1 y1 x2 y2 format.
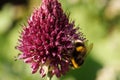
70 40 93 68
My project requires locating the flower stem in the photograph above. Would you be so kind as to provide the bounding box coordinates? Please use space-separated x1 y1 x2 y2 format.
47 77 51 80
46 72 52 80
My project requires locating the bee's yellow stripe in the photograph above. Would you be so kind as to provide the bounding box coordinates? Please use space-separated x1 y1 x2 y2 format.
76 46 85 52
71 58 79 68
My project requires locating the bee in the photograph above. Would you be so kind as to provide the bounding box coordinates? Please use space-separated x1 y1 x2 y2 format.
70 40 93 68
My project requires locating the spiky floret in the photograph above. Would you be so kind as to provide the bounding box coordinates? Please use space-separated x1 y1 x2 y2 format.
16 0 86 78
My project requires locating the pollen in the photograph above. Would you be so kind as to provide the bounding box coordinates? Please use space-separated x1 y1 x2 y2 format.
71 58 79 68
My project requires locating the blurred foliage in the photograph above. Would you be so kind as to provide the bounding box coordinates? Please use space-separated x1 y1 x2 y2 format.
0 0 120 80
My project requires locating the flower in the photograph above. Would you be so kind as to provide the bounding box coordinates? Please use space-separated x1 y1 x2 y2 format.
16 0 86 78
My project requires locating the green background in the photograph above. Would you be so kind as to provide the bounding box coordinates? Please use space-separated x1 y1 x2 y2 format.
0 0 120 80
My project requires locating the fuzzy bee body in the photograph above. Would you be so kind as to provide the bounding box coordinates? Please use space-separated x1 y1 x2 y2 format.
70 40 93 68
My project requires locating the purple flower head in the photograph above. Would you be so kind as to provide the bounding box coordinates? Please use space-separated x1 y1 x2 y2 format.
16 0 86 78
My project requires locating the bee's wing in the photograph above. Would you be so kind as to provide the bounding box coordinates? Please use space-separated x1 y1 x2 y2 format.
84 40 93 57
